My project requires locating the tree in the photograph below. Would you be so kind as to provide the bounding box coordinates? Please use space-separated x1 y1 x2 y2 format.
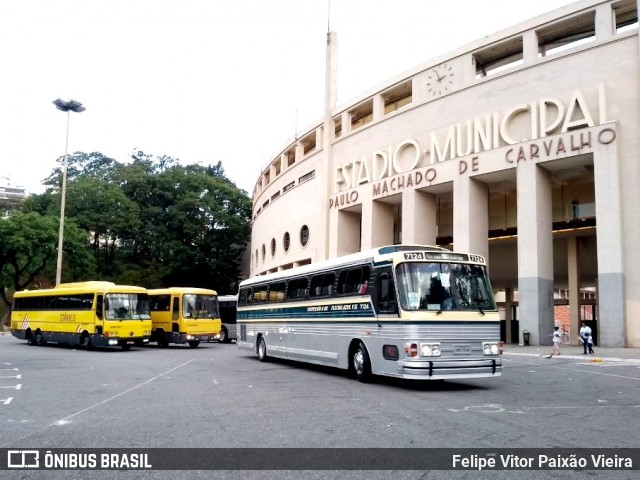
13 150 252 295
0 212 96 326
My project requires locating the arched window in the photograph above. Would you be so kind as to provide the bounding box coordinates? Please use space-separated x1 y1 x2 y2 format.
271 238 276 257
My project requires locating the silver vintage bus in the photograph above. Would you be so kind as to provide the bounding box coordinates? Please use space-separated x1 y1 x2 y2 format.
236 245 502 382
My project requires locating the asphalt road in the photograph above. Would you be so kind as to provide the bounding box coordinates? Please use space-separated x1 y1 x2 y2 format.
1 334 638 480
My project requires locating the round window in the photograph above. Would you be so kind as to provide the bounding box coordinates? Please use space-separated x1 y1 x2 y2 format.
300 225 310 247
283 232 290 252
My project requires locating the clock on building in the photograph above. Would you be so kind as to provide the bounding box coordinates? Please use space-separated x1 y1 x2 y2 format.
426 62 455 97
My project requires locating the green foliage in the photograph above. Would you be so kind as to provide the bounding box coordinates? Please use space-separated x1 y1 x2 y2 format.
4 150 252 305
0 212 95 325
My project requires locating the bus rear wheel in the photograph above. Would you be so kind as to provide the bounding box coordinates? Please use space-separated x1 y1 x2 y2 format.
351 341 372 383
218 326 228 343
156 331 169 348
257 337 267 362
34 330 46 346
81 333 92 351
188 341 200 348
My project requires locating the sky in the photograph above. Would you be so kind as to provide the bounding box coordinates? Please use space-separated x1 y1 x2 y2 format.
0 0 578 196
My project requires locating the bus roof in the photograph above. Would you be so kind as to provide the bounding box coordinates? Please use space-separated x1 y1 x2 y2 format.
147 287 218 296
14 282 148 297
239 244 464 287
217 294 238 302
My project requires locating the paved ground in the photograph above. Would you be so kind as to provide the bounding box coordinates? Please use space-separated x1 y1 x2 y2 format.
3 329 638 360
503 342 640 362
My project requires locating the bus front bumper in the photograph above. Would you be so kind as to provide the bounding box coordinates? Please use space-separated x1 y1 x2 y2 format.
167 332 215 344
92 335 151 348
393 357 502 380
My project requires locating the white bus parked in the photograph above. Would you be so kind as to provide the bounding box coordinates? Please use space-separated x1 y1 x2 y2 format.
237 245 502 382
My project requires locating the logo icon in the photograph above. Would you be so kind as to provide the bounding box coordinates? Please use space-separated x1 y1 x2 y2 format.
8 450 39 468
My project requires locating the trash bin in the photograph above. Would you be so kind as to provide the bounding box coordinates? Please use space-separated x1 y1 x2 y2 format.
523 330 530 346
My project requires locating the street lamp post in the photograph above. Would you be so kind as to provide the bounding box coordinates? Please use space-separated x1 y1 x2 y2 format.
53 99 85 286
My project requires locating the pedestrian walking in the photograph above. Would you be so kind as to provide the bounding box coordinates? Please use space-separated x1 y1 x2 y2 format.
587 334 595 354
579 322 591 355
550 326 562 357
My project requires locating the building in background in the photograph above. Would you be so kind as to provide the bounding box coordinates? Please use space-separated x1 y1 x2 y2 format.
247 0 639 348
0 176 28 216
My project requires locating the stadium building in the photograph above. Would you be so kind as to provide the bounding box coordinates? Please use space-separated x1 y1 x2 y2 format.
247 0 639 347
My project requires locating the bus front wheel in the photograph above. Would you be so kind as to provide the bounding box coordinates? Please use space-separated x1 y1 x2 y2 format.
257 337 268 362
188 341 200 348
351 341 372 383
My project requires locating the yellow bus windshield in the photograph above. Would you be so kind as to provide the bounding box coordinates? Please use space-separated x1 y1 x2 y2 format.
182 294 219 319
104 293 151 320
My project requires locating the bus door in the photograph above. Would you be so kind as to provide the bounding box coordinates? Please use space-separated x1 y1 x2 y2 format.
372 267 399 370
172 296 180 333
95 294 105 335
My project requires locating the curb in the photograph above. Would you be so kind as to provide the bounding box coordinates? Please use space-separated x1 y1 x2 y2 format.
503 351 640 364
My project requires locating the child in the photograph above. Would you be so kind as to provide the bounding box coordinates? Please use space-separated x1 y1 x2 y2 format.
587 334 595 354
551 326 562 356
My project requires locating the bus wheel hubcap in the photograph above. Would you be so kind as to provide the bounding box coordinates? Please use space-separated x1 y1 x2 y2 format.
354 351 363 373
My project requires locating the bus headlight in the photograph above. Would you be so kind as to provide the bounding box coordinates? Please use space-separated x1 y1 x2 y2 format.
483 342 499 355
420 343 441 357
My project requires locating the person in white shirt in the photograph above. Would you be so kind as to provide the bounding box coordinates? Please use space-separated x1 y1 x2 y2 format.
551 326 562 356
579 322 592 355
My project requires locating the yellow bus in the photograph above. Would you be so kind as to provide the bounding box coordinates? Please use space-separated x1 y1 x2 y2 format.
148 287 222 348
10 281 152 350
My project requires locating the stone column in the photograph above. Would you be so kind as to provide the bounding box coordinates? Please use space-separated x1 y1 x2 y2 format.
567 236 581 345
593 129 626 346
401 189 437 246
517 162 554 346
453 176 489 260
504 288 513 343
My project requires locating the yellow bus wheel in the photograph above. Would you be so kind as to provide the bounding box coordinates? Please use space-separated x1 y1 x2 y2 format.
34 330 46 347
81 334 92 351
188 341 200 348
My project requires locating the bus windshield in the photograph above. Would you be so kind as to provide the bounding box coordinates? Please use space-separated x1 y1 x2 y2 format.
395 262 496 312
182 294 219 319
105 293 151 320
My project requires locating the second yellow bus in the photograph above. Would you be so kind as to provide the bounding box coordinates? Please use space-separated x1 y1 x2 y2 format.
148 287 221 348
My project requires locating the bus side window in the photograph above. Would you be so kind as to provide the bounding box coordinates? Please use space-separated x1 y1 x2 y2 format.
96 295 104 320
377 272 398 314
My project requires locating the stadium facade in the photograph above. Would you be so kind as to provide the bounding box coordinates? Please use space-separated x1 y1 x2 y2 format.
247 0 640 347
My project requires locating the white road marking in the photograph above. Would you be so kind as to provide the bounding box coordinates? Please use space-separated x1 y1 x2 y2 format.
0 384 21 390
51 359 195 426
0 374 21 379
2 397 13 405
448 403 526 414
